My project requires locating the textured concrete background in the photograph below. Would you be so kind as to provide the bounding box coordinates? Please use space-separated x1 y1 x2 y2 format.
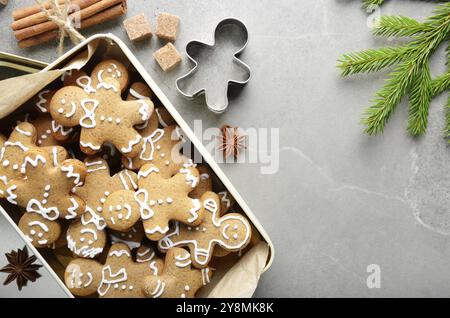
1 0 449 297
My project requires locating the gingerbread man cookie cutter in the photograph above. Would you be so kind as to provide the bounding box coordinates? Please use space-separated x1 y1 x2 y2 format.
175 18 251 114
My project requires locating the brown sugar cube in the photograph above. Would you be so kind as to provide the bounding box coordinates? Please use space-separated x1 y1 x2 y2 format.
155 12 180 42
123 14 152 41
153 43 182 72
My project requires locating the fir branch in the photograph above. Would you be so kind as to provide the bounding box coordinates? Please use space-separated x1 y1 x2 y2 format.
372 16 428 37
407 62 432 135
339 3 450 136
363 0 385 12
338 46 412 76
431 71 450 97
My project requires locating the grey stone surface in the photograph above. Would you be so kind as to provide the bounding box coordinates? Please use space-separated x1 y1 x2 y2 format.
0 0 449 297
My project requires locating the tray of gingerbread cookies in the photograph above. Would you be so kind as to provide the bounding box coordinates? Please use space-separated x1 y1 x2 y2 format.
0 33 274 298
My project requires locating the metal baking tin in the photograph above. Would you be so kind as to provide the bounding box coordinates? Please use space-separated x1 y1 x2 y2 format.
0 35 273 297
175 18 251 114
0 52 47 73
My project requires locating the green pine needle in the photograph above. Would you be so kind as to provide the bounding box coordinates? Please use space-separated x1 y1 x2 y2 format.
445 95 450 138
338 46 412 76
339 3 450 136
407 62 432 136
431 71 450 97
372 16 428 37
363 0 385 12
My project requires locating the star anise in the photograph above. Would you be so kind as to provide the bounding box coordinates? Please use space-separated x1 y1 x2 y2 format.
0 246 42 290
216 125 247 158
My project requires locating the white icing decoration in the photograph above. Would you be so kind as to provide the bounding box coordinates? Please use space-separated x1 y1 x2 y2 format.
67 235 103 258
149 261 159 275
155 108 169 127
158 198 251 266
81 208 107 230
108 249 131 257
179 168 199 188
145 225 169 235
202 268 210 285
86 161 107 173
137 100 150 121
26 199 60 221
61 165 81 184
150 280 165 298
81 228 98 241
187 199 201 223
76 76 96 94
21 154 46 174
52 120 73 137
51 147 59 167
121 135 142 154
84 272 94 287
35 90 50 112
65 101 77 118
15 126 32 136
6 184 17 205
97 266 128 296
80 141 101 151
80 99 99 128
138 166 159 179
134 189 154 220
29 221 49 232
140 129 164 162
129 88 148 100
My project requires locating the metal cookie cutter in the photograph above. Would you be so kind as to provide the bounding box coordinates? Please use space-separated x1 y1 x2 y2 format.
176 18 251 114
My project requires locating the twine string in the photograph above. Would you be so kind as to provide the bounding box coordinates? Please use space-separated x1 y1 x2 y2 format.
35 0 86 55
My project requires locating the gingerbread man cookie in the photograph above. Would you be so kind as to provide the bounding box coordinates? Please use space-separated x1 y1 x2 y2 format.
0 122 68 199
67 158 139 258
19 212 61 248
158 191 251 268
106 163 205 240
64 243 163 298
122 114 188 177
143 247 213 298
49 67 153 157
4 148 87 221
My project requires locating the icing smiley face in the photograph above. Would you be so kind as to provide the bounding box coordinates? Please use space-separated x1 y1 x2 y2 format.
67 218 107 259
158 191 252 268
65 260 102 296
91 59 130 93
19 212 61 248
219 218 249 248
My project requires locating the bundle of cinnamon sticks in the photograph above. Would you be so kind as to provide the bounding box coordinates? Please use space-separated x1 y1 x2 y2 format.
11 0 127 48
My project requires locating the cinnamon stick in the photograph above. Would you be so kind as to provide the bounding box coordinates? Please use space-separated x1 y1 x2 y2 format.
14 0 125 41
11 0 103 31
18 3 127 49
12 0 66 20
